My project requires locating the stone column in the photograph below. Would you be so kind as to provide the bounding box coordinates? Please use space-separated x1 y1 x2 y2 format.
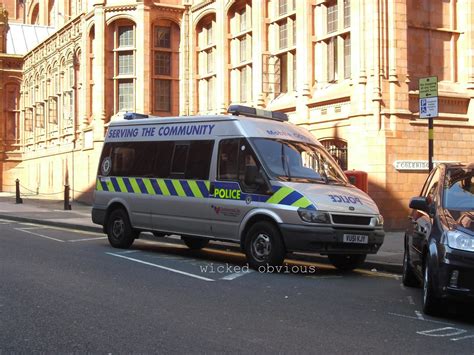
92 1 106 140
252 0 265 108
215 0 227 114
295 0 311 123
135 2 148 114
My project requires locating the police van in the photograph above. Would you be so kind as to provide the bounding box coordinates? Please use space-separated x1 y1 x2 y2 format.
92 105 385 270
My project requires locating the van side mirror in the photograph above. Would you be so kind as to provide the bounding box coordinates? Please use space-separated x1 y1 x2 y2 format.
409 197 430 213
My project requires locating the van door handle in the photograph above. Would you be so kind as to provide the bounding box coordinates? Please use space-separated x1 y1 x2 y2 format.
209 183 215 195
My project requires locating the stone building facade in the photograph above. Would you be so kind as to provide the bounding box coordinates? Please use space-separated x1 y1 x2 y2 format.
0 0 473 229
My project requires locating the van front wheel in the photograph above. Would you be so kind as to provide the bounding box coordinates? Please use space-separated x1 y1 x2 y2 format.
107 209 136 249
245 221 285 270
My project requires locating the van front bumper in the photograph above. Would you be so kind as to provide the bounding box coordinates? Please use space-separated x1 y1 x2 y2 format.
280 224 385 254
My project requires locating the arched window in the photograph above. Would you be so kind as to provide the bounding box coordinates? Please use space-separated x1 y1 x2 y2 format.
48 0 55 26
5 83 20 143
86 26 95 121
152 20 180 115
320 138 348 170
30 4 39 25
196 14 216 113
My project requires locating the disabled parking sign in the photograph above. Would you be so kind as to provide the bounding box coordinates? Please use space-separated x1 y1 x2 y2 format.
419 77 438 118
419 97 438 118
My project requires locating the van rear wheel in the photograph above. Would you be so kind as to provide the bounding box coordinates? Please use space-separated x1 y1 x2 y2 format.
106 209 136 249
182 236 209 250
328 254 366 271
245 221 285 270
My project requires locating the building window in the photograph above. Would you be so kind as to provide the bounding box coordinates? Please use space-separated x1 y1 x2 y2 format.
327 1 338 34
114 24 135 112
155 26 171 48
197 15 216 113
229 2 253 105
313 0 351 84
118 81 134 111
279 22 288 49
240 37 246 62
36 104 45 128
154 79 171 112
265 0 295 95
279 0 287 16
321 139 348 171
49 97 58 124
118 52 134 75
119 26 133 47
154 52 171 75
344 0 350 28
344 35 351 79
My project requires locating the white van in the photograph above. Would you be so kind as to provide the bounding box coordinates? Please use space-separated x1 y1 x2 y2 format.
92 105 384 270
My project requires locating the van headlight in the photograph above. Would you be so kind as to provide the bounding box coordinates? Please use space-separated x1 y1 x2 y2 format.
447 230 474 252
297 208 330 224
375 215 384 227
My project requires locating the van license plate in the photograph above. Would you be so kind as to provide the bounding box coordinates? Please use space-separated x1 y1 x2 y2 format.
343 234 368 244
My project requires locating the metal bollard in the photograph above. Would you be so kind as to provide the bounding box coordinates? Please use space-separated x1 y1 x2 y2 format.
64 184 72 210
15 179 23 204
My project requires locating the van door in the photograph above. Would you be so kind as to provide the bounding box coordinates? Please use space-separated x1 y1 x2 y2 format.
210 138 268 241
151 140 214 237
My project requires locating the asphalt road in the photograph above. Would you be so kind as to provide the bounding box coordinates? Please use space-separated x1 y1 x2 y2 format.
1 218 473 353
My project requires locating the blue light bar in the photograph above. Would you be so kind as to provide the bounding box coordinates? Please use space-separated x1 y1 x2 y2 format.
123 112 149 120
227 105 288 122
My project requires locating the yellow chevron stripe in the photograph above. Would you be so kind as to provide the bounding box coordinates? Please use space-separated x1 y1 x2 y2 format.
96 179 103 191
116 177 127 193
292 196 313 208
266 187 293 204
188 180 203 198
143 178 155 195
158 179 170 196
172 180 186 197
129 178 141 194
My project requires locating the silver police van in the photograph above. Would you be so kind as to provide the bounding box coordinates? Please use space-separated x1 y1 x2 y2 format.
92 105 385 270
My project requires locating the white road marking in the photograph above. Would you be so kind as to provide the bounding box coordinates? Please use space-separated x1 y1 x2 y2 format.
15 226 50 230
114 250 140 254
15 228 64 242
106 252 215 282
221 270 253 281
388 312 454 326
415 311 424 320
407 296 415 305
68 237 108 242
451 335 474 342
417 327 467 337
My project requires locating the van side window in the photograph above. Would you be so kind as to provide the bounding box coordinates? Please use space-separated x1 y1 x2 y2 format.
186 140 214 180
153 141 174 178
106 142 157 177
171 144 189 176
218 138 267 193
218 139 239 180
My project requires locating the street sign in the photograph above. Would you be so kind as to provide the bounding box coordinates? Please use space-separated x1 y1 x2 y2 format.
418 76 438 172
419 97 438 118
419 76 438 98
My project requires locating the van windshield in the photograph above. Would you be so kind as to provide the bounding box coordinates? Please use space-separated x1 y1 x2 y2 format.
251 138 348 184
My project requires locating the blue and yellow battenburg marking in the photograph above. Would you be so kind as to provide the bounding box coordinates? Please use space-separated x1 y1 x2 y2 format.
96 177 315 210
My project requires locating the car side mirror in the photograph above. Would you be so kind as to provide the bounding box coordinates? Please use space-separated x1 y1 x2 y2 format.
409 197 430 214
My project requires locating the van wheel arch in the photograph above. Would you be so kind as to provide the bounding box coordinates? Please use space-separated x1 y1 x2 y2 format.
240 215 285 251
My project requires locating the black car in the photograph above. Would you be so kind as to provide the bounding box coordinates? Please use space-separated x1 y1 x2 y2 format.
403 163 474 315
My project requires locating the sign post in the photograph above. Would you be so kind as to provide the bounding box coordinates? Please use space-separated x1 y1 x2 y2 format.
419 77 438 172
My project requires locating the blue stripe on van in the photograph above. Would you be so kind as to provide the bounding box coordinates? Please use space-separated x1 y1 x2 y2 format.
196 180 209 198
165 179 177 196
110 177 120 192
123 178 134 193
100 180 109 191
136 178 148 194
150 179 162 195
180 180 194 197
279 191 304 206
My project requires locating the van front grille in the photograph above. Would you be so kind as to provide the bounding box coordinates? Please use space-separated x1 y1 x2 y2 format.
331 215 371 226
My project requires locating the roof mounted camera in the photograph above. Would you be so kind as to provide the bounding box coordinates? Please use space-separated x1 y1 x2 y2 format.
227 105 288 122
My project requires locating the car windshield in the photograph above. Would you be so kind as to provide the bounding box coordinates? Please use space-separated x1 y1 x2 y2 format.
251 138 348 184
443 167 474 211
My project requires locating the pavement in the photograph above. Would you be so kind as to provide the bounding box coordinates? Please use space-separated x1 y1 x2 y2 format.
0 193 405 273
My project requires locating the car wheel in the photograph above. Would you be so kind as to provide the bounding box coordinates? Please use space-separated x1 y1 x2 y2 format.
328 254 366 271
107 208 137 249
182 236 209 250
245 221 285 270
422 260 442 316
402 247 419 287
